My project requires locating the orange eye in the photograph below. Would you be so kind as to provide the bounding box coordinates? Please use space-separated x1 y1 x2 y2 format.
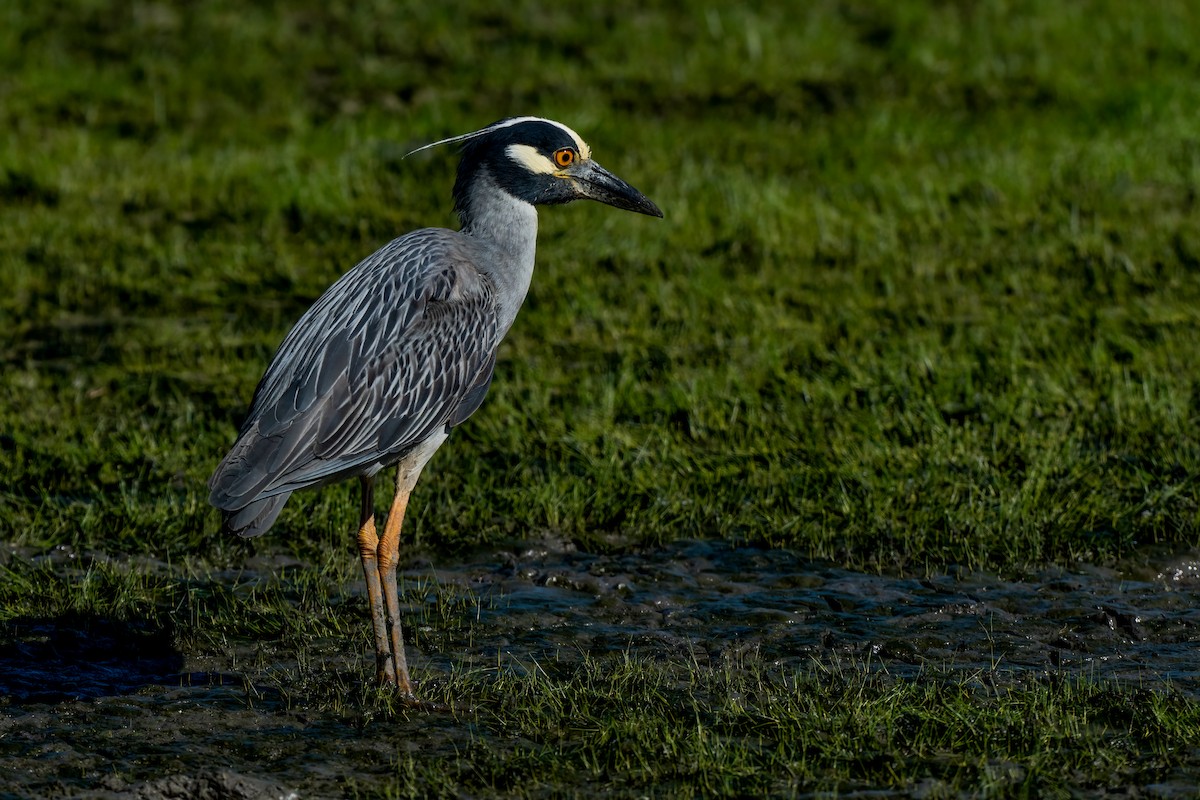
554 148 575 168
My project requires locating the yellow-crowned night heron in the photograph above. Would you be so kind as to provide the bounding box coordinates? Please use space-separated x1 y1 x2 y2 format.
208 117 662 695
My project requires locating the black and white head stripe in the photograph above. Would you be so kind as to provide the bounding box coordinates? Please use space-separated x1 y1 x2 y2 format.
406 116 591 161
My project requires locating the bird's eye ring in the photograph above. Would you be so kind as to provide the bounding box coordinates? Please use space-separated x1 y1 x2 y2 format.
554 148 575 168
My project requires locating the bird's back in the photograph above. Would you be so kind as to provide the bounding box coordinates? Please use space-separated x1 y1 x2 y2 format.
209 227 500 536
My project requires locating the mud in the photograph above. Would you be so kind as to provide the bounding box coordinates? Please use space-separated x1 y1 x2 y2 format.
438 540 1200 690
2 539 1198 798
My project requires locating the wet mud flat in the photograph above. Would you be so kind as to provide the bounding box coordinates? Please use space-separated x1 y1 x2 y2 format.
2 539 1198 798
436 539 1200 689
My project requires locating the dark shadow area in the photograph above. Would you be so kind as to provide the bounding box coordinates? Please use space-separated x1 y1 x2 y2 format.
0 612 185 703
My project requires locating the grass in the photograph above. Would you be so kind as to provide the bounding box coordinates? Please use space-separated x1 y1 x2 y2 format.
2 0 1200 568
2 0 1200 796
369 658 1200 799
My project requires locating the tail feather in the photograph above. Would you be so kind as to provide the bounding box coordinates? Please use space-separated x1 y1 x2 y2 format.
209 418 293 538
217 492 291 538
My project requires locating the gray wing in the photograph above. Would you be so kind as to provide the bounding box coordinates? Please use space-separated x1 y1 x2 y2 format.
209 228 498 510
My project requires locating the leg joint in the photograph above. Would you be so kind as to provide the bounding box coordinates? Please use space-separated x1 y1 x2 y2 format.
357 519 380 562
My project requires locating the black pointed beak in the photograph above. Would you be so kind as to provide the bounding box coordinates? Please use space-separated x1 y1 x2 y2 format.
568 160 663 218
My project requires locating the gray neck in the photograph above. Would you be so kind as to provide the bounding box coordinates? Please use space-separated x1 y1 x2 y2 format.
457 170 538 339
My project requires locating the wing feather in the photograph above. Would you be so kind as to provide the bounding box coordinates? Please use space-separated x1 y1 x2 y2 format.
209 229 499 508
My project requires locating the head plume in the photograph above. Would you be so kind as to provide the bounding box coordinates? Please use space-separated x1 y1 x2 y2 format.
405 117 590 159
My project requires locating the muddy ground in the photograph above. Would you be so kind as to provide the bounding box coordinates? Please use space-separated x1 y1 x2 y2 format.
2 539 1198 798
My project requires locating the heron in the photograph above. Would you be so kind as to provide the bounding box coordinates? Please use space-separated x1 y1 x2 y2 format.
208 117 662 695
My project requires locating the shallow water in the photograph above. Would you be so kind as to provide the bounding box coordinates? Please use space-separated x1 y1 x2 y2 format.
407 538 1200 693
2 539 1199 797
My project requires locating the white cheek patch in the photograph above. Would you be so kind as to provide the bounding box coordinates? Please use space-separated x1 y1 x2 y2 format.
505 143 558 174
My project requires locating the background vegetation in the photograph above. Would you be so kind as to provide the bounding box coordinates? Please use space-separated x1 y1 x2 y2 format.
4 0 1200 569
2 0 1199 796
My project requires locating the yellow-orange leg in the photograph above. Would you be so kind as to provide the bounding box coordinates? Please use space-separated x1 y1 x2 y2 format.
356 477 396 685
367 431 447 697
377 481 414 697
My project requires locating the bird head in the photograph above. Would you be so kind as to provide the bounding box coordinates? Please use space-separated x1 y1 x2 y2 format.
410 117 663 220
